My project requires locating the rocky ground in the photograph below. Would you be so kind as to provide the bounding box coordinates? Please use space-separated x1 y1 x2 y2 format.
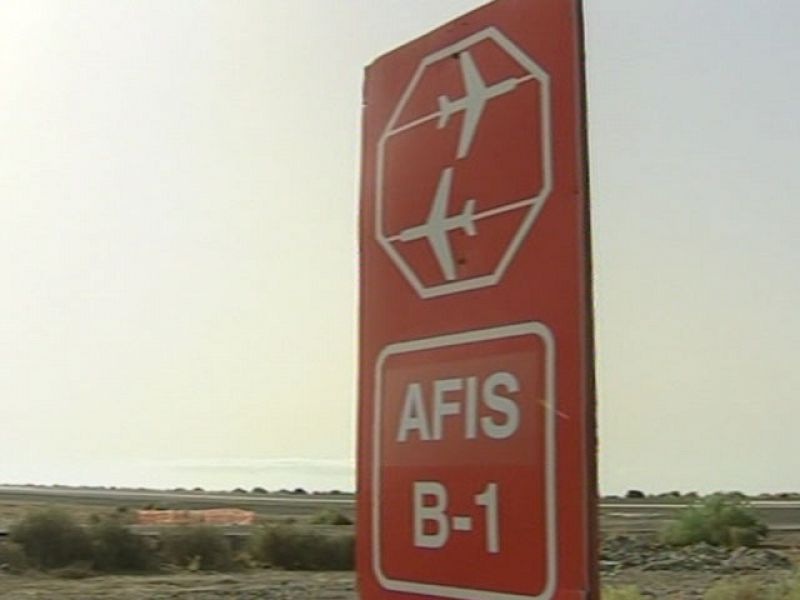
1 533 798 598
601 533 793 573
600 532 798 598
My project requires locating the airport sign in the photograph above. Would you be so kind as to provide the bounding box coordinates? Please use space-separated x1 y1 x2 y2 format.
358 1 597 598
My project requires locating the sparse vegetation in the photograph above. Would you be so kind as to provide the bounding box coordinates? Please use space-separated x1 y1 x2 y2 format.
602 585 645 600
4 506 352 576
51 562 95 579
310 508 353 526
703 578 764 600
605 575 800 600
772 575 800 600
161 525 233 571
10 508 92 569
90 517 154 572
0 541 28 573
8 509 155 573
250 526 354 570
661 494 767 548
703 576 800 600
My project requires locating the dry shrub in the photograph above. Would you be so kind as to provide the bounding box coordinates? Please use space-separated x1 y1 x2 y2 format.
51 561 94 579
161 525 233 571
250 526 354 570
0 541 28 573
10 508 92 569
90 518 155 572
310 509 353 526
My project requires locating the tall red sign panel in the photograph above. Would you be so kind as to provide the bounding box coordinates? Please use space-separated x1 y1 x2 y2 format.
357 1 596 598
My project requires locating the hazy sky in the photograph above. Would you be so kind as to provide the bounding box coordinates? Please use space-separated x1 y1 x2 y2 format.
1 1 797 494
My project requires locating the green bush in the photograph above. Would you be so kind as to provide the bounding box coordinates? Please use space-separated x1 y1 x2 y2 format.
310 509 353 526
10 508 92 569
661 494 767 548
602 585 645 600
250 526 354 570
90 518 154 572
161 525 233 571
0 541 28 573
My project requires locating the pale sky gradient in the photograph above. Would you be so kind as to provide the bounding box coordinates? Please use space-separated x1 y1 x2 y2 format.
0 1 797 494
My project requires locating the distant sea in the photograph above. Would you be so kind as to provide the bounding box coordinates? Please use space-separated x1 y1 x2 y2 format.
1 458 356 493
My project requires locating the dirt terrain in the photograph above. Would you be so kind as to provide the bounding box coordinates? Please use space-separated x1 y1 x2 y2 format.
2 487 800 598
3 534 799 599
1 555 798 599
0 571 356 599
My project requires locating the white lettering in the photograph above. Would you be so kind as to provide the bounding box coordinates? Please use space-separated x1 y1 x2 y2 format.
396 383 431 441
432 378 462 440
413 482 449 548
396 371 521 442
481 371 520 439
464 375 478 439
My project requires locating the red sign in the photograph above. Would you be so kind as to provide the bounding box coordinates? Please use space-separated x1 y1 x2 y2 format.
358 1 596 599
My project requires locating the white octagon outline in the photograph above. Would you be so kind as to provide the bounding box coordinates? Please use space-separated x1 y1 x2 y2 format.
372 322 558 600
375 27 552 299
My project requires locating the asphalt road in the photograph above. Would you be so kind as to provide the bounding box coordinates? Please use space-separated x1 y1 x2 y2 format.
600 499 800 532
2 486 800 531
0 485 352 505
0 484 354 520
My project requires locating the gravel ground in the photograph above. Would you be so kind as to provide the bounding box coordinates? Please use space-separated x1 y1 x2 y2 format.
2 567 799 599
0 571 357 600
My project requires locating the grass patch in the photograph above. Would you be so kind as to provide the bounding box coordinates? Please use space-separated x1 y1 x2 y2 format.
702 575 800 599
704 578 764 600
602 585 645 599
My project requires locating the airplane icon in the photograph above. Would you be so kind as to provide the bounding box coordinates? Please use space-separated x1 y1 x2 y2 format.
398 167 476 281
437 50 519 159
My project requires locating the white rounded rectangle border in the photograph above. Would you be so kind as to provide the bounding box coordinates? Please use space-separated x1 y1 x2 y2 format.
372 321 557 600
